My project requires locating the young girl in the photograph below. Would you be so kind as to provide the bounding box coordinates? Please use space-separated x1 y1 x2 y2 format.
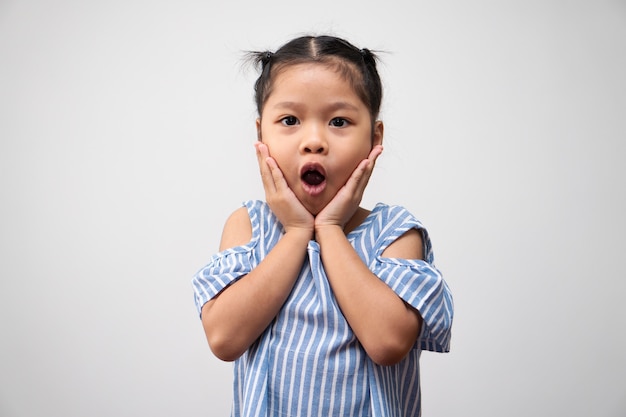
192 35 453 417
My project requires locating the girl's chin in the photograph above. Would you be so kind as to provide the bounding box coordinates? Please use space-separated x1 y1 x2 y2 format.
297 185 333 215
299 196 330 217
304 202 324 217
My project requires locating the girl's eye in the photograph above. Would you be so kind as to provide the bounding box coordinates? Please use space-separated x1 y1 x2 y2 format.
280 116 299 126
330 117 349 127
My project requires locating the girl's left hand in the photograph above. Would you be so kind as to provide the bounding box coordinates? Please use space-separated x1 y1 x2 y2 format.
315 145 383 229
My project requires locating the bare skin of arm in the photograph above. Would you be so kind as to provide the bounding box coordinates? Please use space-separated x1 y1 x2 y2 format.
314 147 423 366
200 143 314 362
315 225 423 366
201 208 311 361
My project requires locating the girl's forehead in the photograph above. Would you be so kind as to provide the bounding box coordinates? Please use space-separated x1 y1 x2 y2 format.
260 59 372 117
270 62 362 97
274 62 343 81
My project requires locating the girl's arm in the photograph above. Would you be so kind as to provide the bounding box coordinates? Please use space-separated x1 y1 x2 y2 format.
315 225 423 366
201 142 314 362
314 145 422 366
201 207 311 361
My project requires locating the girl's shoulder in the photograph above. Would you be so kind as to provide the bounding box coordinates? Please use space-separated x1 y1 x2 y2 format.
242 199 282 239
219 205 254 251
241 199 278 229
350 203 434 260
217 200 281 252
367 203 425 231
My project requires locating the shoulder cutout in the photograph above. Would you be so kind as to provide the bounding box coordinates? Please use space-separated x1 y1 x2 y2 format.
219 206 253 251
380 228 424 261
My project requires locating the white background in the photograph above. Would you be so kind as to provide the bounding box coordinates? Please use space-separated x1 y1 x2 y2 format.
1 1 625 416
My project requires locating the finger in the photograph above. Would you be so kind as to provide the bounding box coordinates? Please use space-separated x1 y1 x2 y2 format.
254 141 272 167
264 155 290 192
346 146 383 196
356 144 384 186
256 142 293 195
351 159 371 188
255 142 276 193
367 144 384 165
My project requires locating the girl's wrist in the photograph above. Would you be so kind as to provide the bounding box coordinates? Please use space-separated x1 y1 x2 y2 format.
314 223 345 240
284 226 315 241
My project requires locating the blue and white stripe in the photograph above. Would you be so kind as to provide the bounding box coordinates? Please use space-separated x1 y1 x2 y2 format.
192 200 453 417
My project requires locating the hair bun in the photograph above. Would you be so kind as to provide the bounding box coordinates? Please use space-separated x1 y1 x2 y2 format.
261 51 273 68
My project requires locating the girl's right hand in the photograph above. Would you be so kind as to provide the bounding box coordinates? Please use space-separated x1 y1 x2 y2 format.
255 142 315 235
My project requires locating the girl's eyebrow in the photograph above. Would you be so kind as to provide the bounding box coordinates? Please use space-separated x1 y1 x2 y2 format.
327 101 360 112
272 101 303 110
272 101 360 112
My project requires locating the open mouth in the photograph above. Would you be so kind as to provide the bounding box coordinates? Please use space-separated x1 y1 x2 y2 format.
300 163 326 191
301 169 325 186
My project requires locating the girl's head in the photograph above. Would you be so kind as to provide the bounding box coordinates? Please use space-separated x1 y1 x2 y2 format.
248 35 383 122
248 35 385 215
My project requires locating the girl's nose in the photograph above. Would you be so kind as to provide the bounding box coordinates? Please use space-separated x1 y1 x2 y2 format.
303 144 325 153
300 126 327 154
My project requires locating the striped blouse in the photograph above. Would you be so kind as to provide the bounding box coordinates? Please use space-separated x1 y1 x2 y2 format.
192 200 453 417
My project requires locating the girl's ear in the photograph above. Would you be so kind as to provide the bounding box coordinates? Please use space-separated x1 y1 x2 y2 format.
256 118 262 141
372 120 384 147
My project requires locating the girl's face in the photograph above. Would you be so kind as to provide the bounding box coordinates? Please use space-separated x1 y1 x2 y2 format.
257 63 383 215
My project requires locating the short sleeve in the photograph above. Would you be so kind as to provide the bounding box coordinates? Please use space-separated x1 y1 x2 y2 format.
363 204 453 353
191 200 278 318
191 242 258 317
371 256 453 352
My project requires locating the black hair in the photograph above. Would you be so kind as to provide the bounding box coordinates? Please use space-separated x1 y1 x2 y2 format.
246 35 383 120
